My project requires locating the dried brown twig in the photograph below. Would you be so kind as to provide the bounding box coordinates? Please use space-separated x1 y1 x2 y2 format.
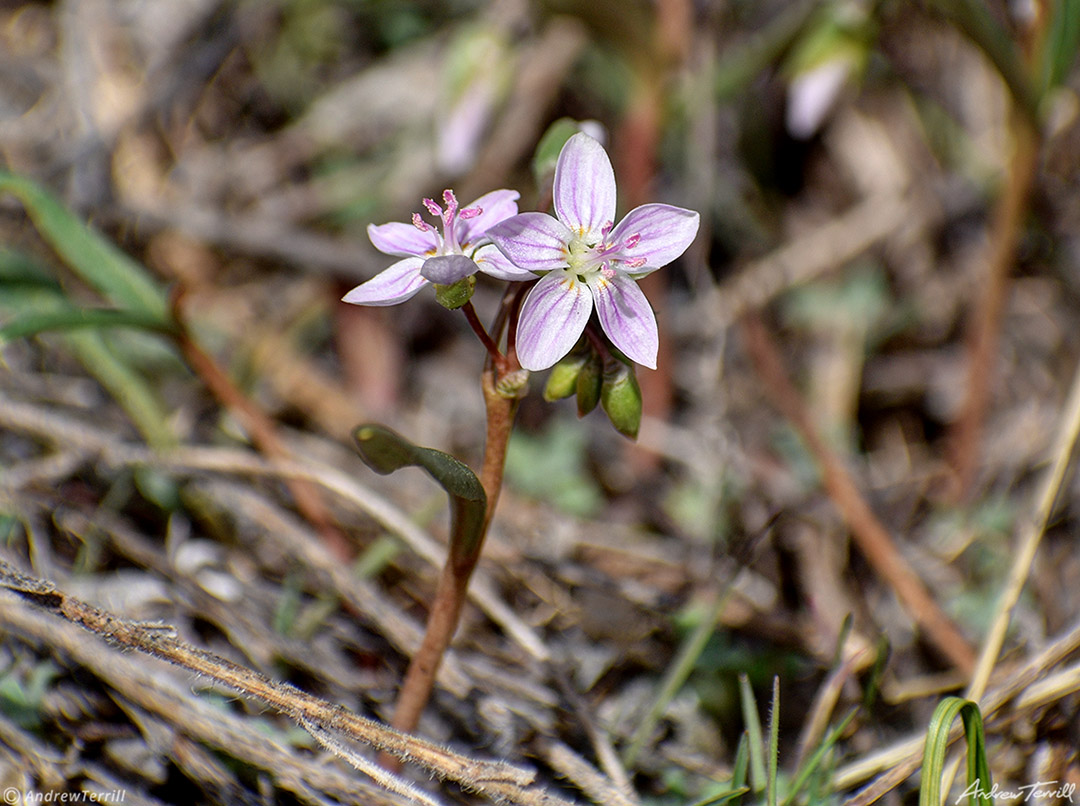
0 390 547 665
739 312 977 675
837 617 1080 805
0 557 577 806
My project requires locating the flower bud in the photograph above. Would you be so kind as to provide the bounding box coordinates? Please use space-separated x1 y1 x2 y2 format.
433 275 476 310
576 350 603 416
495 368 530 399
601 360 642 439
544 352 589 401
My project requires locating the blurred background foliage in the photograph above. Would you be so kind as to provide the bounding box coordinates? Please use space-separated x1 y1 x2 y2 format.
2 0 1080 804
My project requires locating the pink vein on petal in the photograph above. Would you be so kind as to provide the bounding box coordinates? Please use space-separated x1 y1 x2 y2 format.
516 270 593 370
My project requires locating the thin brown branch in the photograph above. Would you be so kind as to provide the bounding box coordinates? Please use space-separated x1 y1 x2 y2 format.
171 288 353 562
838 618 1080 803
739 312 977 675
948 114 1040 499
0 391 547 663
0 558 577 806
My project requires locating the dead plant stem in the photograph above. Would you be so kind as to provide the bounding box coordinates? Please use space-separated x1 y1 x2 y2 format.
740 313 976 675
948 112 1039 499
0 559 574 806
172 290 353 561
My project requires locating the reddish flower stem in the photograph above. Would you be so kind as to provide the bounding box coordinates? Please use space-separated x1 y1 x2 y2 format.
382 302 521 767
461 300 509 375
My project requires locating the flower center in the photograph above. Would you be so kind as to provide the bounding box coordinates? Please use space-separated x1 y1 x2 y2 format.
412 189 482 257
565 236 605 279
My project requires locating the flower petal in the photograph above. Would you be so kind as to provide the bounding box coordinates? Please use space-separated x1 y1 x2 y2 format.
456 189 520 247
472 244 537 281
516 270 593 371
553 132 616 242
342 258 427 306
368 221 437 257
421 254 480 284
589 273 658 368
487 212 572 272
608 204 699 275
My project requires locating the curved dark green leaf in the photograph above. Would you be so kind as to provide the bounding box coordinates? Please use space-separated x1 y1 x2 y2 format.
353 425 487 566
0 248 61 289
920 697 993 806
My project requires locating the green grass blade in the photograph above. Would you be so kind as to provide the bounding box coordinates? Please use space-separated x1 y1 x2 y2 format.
691 786 753 806
0 170 168 319
0 248 62 288
0 285 175 449
783 707 857 806
1041 0 1080 93
0 308 178 344
713 0 820 99
766 676 780 806
728 732 751 806
623 587 733 766
920 698 993 806
739 674 767 792
65 330 176 449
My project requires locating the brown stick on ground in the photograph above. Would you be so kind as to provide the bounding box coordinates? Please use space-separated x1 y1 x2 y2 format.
172 288 354 562
0 559 576 806
740 312 976 676
948 114 1039 501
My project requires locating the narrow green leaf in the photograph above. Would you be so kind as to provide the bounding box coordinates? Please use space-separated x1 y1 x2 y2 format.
66 329 176 449
713 0 820 99
923 0 1040 122
0 308 177 344
739 674 767 793
0 248 61 288
532 118 584 186
766 676 780 806
690 786 753 806
0 285 175 448
353 425 487 567
0 170 168 319
624 587 734 766
920 698 993 806
1041 0 1080 93
729 732 751 806
783 707 858 806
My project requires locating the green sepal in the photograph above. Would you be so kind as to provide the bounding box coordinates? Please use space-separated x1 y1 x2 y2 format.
576 350 603 416
433 275 476 310
600 359 643 439
352 425 487 568
544 352 589 401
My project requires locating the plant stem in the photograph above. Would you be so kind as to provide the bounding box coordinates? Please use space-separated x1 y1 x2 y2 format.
383 329 520 764
462 300 509 375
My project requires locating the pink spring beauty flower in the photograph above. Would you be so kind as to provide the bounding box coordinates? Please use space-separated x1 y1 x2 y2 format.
486 133 699 371
342 188 530 307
